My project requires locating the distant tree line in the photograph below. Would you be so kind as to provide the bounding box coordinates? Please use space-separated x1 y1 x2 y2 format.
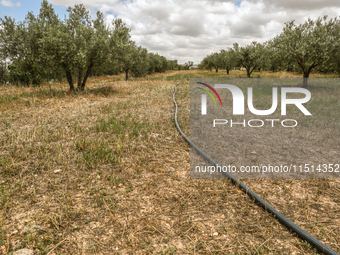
199 16 340 87
0 0 178 90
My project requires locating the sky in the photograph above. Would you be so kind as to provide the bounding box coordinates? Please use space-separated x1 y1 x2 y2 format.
1 0 340 64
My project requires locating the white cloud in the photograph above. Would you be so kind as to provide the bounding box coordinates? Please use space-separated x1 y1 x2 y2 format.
48 0 340 64
49 0 119 8
0 0 13 7
0 0 21 7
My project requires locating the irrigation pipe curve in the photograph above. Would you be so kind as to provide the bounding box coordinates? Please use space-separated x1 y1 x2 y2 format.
173 81 338 255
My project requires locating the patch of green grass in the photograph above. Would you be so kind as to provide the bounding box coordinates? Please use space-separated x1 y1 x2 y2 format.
0 184 8 209
81 140 118 167
146 76 164 81
108 175 122 186
159 243 177 255
0 224 6 246
0 156 22 177
166 73 198 81
94 115 149 139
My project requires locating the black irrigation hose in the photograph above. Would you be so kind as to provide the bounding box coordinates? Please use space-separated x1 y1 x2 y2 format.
173 81 339 255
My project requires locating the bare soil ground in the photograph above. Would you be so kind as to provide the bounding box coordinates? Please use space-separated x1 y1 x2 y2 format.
0 70 339 254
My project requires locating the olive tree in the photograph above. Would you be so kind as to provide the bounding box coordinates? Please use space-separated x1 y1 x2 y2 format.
184 61 194 70
110 18 136 81
273 16 336 87
0 11 45 86
326 18 340 76
130 46 149 78
0 58 9 84
1 0 176 87
233 42 264 78
199 56 213 71
220 48 235 74
262 40 284 72
167 60 178 70
116 41 137 81
0 0 129 90
147 53 168 73
41 2 122 91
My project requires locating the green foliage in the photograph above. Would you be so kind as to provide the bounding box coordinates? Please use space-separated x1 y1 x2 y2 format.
40 2 118 90
199 50 234 73
233 41 264 77
0 10 45 86
130 46 149 78
325 18 340 75
199 16 340 82
184 61 194 70
262 40 284 72
220 48 236 74
167 60 178 70
8 61 41 86
272 16 338 85
147 53 168 74
0 62 10 84
0 0 178 88
199 53 218 71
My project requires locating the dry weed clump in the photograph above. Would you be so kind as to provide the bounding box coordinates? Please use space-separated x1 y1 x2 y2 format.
0 70 338 254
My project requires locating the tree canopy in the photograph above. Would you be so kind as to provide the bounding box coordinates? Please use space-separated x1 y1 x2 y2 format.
0 0 178 89
199 15 340 84
273 16 337 86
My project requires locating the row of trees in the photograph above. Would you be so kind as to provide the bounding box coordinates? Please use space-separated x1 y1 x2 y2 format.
199 16 340 87
0 0 178 90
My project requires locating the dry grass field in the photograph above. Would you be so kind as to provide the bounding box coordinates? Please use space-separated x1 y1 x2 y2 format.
0 69 339 254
